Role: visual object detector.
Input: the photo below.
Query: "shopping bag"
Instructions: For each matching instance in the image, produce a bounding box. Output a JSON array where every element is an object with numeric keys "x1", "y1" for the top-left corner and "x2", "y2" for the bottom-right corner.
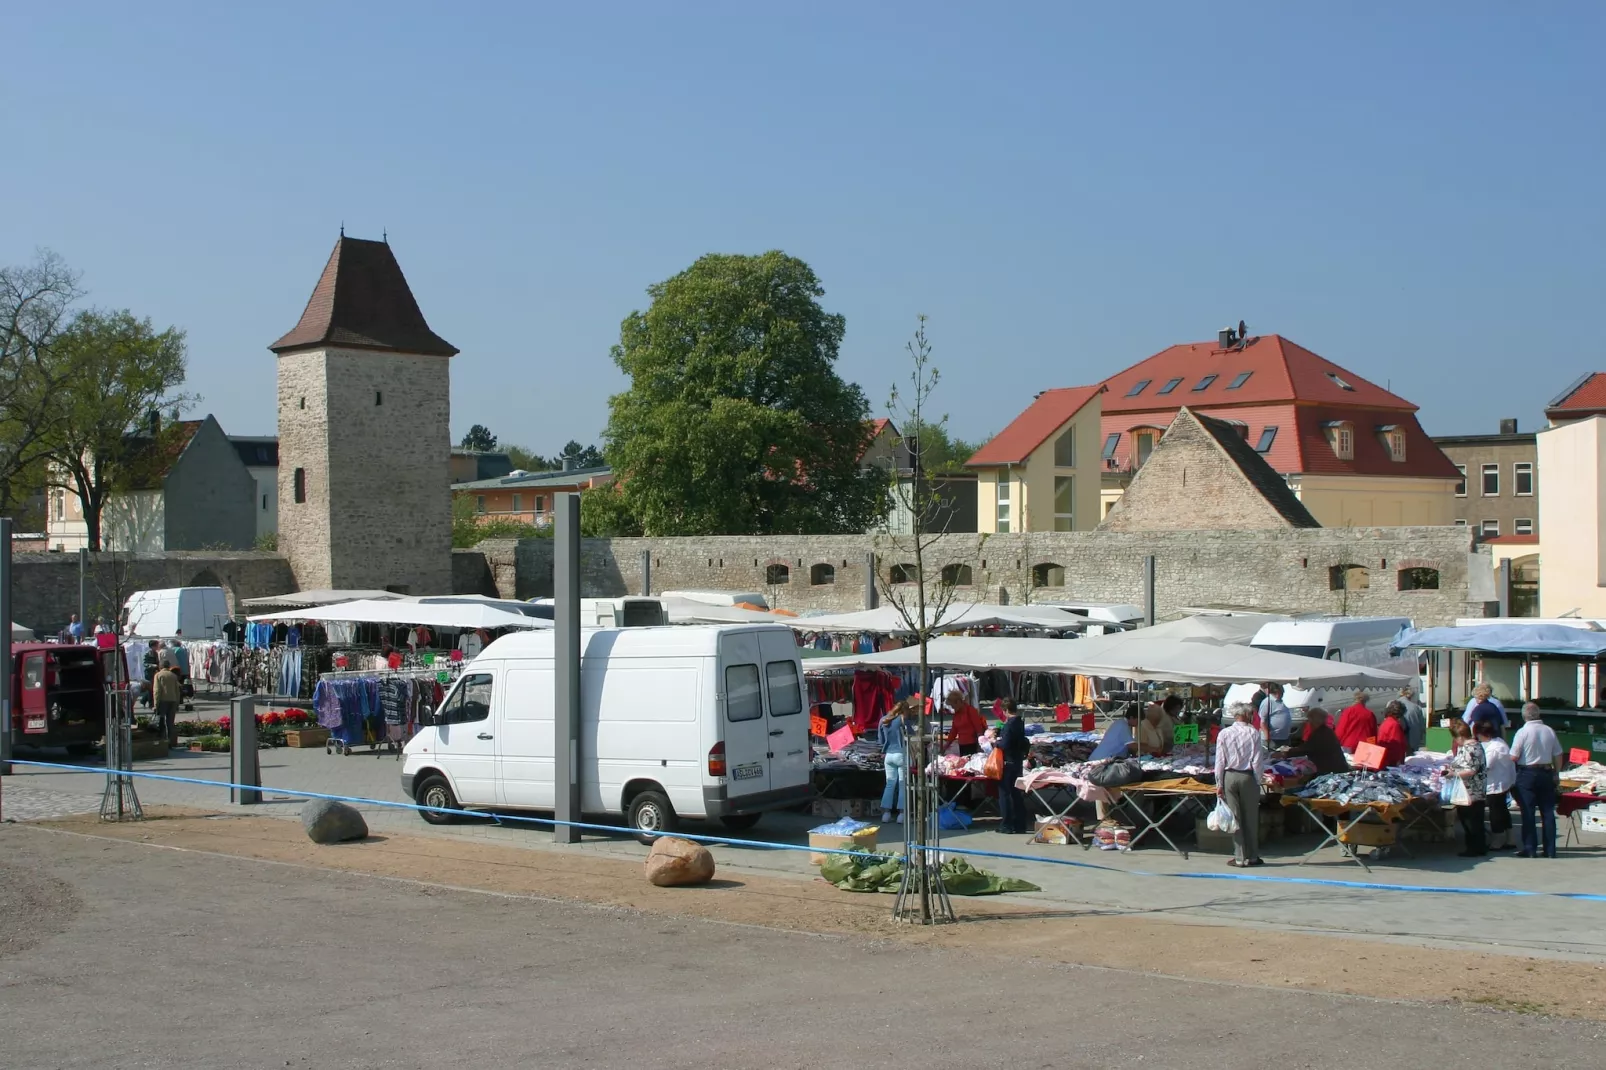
[
  {"x1": 981, "y1": 746, "x2": 1005, "y2": 780},
  {"x1": 1447, "y1": 776, "x2": 1471, "y2": 807},
  {"x1": 1208, "y1": 797, "x2": 1239, "y2": 835}
]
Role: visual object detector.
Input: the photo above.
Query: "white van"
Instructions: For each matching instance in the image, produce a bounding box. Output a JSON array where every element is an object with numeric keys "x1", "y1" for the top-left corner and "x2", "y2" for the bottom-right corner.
[
  {"x1": 400, "y1": 623, "x2": 813, "y2": 838},
  {"x1": 1222, "y1": 616, "x2": 1416, "y2": 715},
  {"x1": 122, "y1": 587, "x2": 230, "y2": 640},
  {"x1": 524, "y1": 597, "x2": 670, "y2": 628},
  {"x1": 1037, "y1": 601, "x2": 1144, "y2": 635},
  {"x1": 662, "y1": 590, "x2": 770, "y2": 610}
]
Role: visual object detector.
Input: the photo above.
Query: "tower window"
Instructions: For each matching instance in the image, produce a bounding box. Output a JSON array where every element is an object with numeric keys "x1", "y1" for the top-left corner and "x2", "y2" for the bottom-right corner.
[
  {"x1": 293, "y1": 468, "x2": 306, "y2": 504},
  {"x1": 375, "y1": 391, "x2": 383, "y2": 406},
  {"x1": 299, "y1": 397, "x2": 305, "y2": 410}
]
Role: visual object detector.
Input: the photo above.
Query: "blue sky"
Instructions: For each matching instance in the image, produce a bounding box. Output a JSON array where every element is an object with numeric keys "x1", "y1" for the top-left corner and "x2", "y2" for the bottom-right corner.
[{"x1": 4, "y1": 4, "x2": 1601, "y2": 449}]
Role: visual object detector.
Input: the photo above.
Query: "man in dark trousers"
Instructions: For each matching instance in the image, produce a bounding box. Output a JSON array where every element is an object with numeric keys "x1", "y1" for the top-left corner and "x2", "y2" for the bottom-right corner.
[
  {"x1": 996, "y1": 699, "x2": 1031, "y2": 835},
  {"x1": 152, "y1": 660, "x2": 182, "y2": 748}
]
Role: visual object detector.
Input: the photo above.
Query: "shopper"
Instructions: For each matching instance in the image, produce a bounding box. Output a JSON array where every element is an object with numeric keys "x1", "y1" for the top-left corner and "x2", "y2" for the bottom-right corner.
[
  {"x1": 1376, "y1": 701, "x2": 1410, "y2": 768},
  {"x1": 1277, "y1": 708, "x2": 1347, "y2": 774},
  {"x1": 1397, "y1": 686, "x2": 1427, "y2": 752},
  {"x1": 1509, "y1": 702, "x2": 1564, "y2": 858},
  {"x1": 1446, "y1": 718, "x2": 1488, "y2": 858},
  {"x1": 996, "y1": 699, "x2": 1030, "y2": 835},
  {"x1": 65, "y1": 613, "x2": 84, "y2": 641},
  {"x1": 877, "y1": 699, "x2": 910, "y2": 824},
  {"x1": 1257, "y1": 684, "x2": 1292, "y2": 746},
  {"x1": 942, "y1": 690, "x2": 988, "y2": 757},
  {"x1": 1333, "y1": 691, "x2": 1378, "y2": 753},
  {"x1": 1138, "y1": 699, "x2": 1175, "y2": 757},
  {"x1": 151, "y1": 660, "x2": 182, "y2": 748},
  {"x1": 1463, "y1": 684, "x2": 1507, "y2": 731},
  {"x1": 1477, "y1": 719, "x2": 1516, "y2": 851},
  {"x1": 1214, "y1": 702, "x2": 1267, "y2": 869}
]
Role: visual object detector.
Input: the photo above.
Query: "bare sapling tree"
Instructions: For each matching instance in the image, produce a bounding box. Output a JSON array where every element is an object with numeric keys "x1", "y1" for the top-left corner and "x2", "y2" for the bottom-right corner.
[
  {"x1": 0, "y1": 251, "x2": 81, "y2": 514},
  {"x1": 875, "y1": 314, "x2": 968, "y2": 925}
]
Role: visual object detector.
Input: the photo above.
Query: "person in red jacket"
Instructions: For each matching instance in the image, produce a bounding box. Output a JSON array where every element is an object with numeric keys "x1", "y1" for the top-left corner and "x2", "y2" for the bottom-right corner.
[
  {"x1": 943, "y1": 691, "x2": 988, "y2": 756},
  {"x1": 1375, "y1": 700, "x2": 1410, "y2": 768},
  {"x1": 1333, "y1": 691, "x2": 1379, "y2": 752}
]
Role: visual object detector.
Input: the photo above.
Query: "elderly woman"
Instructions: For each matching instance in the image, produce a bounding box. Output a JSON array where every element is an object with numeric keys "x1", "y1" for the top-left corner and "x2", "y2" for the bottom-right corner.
[
  {"x1": 1213, "y1": 702, "x2": 1268, "y2": 869},
  {"x1": 1446, "y1": 718, "x2": 1489, "y2": 858}
]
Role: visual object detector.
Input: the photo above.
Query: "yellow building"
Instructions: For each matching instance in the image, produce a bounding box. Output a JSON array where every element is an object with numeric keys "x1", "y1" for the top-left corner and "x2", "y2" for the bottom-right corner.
[
  {"x1": 965, "y1": 386, "x2": 1104, "y2": 533},
  {"x1": 1536, "y1": 415, "x2": 1606, "y2": 618}
]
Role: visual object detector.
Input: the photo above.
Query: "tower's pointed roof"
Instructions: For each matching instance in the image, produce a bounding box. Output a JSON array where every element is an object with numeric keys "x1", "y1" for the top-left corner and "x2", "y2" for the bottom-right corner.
[{"x1": 269, "y1": 236, "x2": 458, "y2": 356}]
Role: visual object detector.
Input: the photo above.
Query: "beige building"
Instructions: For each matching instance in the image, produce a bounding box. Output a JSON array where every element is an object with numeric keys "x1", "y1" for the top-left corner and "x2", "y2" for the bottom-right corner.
[
  {"x1": 1535, "y1": 415, "x2": 1606, "y2": 618},
  {"x1": 1432, "y1": 419, "x2": 1538, "y2": 540},
  {"x1": 965, "y1": 386, "x2": 1103, "y2": 533},
  {"x1": 270, "y1": 235, "x2": 457, "y2": 595}
]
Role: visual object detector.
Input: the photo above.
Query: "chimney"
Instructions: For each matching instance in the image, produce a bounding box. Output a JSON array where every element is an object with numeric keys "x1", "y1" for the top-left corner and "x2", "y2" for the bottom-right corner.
[
  {"x1": 1499, "y1": 418, "x2": 1518, "y2": 435},
  {"x1": 562, "y1": 456, "x2": 576, "y2": 472},
  {"x1": 148, "y1": 409, "x2": 160, "y2": 437},
  {"x1": 1218, "y1": 327, "x2": 1235, "y2": 349}
]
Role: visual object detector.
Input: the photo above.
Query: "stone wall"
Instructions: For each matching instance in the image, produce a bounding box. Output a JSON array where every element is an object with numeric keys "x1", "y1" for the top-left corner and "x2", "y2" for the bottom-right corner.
[
  {"x1": 505, "y1": 527, "x2": 1489, "y2": 626},
  {"x1": 451, "y1": 547, "x2": 497, "y2": 596},
  {"x1": 11, "y1": 551, "x2": 296, "y2": 634}
]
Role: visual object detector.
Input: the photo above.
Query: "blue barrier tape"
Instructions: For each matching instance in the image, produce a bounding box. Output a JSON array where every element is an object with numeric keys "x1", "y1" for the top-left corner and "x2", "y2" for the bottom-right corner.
[{"x1": 10, "y1": 758, "x2": 1605, "y2": 903}]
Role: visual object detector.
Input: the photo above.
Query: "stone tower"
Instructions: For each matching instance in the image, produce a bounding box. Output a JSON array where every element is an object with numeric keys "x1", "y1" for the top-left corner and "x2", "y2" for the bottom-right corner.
[{"x1": 269, "y1": 236, "x2": 458, "y2": 594}]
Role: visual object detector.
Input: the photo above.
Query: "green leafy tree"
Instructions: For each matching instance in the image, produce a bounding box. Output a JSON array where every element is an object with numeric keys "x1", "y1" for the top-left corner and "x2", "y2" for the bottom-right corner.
[
  {"x1": 558, "y1": 440, "x2": 605, "y2": 469},
  {"x1": 901, "y1": 422, "x2": 984, "y2": 475},
  {"x1": 505, "y1": 445, "x2": 554, "y2": 472},
  {"x1": 604, "y1": 251, "x2": 885, "y2": 535},
  {"x1": 579, "y1": 483, "x2": 642, "y2": 537},
  {"x1": 41, "y1": 309, "x2": 191, "y2": 550},
  {"x1": 459, "y1": 424, "x2": 498, "y2": 452}
]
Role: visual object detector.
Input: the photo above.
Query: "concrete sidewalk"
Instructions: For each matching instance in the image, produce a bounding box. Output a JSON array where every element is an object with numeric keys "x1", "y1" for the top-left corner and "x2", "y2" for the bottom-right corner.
[{"x1": 8, "y1": 743, "x2": 1606, "y2": 960}]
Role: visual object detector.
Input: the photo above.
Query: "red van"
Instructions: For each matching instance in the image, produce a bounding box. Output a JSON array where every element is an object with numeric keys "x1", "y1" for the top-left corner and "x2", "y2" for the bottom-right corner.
[{"x1": 11, "y1": 643, "x2": 107, "y2": 754}]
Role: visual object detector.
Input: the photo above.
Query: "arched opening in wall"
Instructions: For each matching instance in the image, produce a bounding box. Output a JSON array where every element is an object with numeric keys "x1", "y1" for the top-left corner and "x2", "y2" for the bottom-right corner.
[
  {"x1": 940, "y1": 564, "x2": 973, "y2": 587},
  {"x1": 186, "y1": 568, "x2": 234, "y2": 615},
  {"x1": 809, "y1": 563, "x2": 835, "y2": 586},
  {"x1": 1328, "y1": 564, "x2": 1370, "y2": 591},
  {"x1": 1397, "y1": 567, "x2": 1440, "y2": 591},
  {"x1": 765, "y1": 563, "x2": 791, "y2": 586},
  {"x1": 1031, "y1": 563, "x2": 1066, "y2": 588},
  {"x1": 889, "y1": 563, "x2": 918, "y2": 585}
]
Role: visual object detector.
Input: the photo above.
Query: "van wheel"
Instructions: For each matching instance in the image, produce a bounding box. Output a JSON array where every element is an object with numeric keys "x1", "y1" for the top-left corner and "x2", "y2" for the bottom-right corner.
[
  {"x1": 414, "y1": 774, "x2": 459, "y2": 825},
  {"x1": 719, "y1": 813, "x2": 762, "y2": 832},
  {"x1": 627, "y1": 791, "x2": 676, "y2": 843}
]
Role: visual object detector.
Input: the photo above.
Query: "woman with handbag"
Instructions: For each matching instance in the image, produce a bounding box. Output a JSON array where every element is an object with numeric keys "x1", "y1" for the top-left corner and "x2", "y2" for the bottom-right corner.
[{"x1": 1446, "y1": 718, "x2": 1488, "y2": 858}]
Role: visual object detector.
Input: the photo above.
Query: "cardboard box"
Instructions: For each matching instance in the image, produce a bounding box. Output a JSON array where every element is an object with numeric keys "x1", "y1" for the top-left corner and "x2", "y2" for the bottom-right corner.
[
  {"x1": 1580, "y1": 805, "x2": 1606, "y2": 834},
  {"x1": 809, "y1": 827, "x2": 878, "y2": 864},
  {"x1": 1338, "y1": 819, "x2": 1399, "y2": 847}
]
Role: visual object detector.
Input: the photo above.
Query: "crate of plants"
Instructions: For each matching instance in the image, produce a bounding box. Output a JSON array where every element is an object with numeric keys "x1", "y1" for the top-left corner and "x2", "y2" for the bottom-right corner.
[{"x1": 278, "y1": 709, "x2": 329, "y2": 748}]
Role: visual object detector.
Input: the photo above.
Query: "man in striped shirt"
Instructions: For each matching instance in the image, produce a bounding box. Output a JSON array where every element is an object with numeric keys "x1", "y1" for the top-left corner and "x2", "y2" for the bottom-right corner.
[{"x1": 1214, "y1": 702, "x2": 1268, "y2": 869}]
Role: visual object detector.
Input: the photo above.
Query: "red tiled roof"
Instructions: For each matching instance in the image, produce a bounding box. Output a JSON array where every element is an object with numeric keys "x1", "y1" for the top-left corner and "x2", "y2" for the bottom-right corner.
[
  {"x1": 1101, "y1": 404, "x2": 1459, "y2": 480},
  {"x1": 1483, "y1": 534, "x2": 1539, "y2": 545},
  {"x1": 1100, "y1": 334, "x2": 1417, "y2": 414},
  {"x1": 124, "y1": 420, "x2": 204, "y2": 490},
  {"x1": 1546, "y1": 372, "x2": 1606, "y2": 415},
  {"x1": 966, "y1": 385, "x2": 1103, "y2": 466},
  {"x1": 270, "y1": 236, "x2": 458, "y2": 357}
]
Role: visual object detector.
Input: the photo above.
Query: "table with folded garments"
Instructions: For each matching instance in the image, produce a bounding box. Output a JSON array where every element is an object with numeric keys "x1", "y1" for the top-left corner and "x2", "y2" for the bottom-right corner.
[{"x1": 1280, "y1": 767, "x2": 1444, "y2": 872}]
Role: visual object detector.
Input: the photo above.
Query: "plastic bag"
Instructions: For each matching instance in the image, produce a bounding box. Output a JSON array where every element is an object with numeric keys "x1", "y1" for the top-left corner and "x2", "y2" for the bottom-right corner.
[
  {"x1": 1208, "y1": 797, "x2": 1239, "y2": 835},
  {"x1": 1446, "y1": 775, "x2": 1471, "y2": 807},
  {"x1": 981, "y1": 746, "x2": 1005, "y2": 780},
  {"x1": 938, "y1": 802, "x2": 973, "y2": 830}
]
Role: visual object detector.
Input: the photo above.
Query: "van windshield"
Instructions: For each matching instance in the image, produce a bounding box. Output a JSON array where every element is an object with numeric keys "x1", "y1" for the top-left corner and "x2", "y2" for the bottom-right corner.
[{"x1": 1252, "y1": 643, "x2": 1327, "y2": 660}]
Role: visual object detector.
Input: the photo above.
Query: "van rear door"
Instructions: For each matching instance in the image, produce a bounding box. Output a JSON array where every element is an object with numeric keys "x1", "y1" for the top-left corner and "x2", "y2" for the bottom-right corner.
[
  {"x1": 719, "y1": 631, "x2": 771, "y2": 797},
  {"x1": 758, "y1": 629, "x2": 810, "y2": 791}
]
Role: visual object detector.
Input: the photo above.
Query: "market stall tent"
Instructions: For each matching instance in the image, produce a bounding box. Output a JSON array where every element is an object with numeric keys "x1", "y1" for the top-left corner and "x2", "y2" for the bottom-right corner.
[
  {"x1": 806, "y1": 634, "x2": 1410, "y2": 689},
  {"x1": 11, "y1": 622, "x2": 33, "y2": 642},
  {"x1": 785, "y1": 603, "x2": 1100, "y2": 635},
  {"x1": 240, "y1": 589, "x2": 405, "y2": 610},
  {"x1": 1396, "y1": 624, "x2": 1606, "y2": 657},
  {"x1": 246, "y1": 599, "x2": 549, "y2": 631}
]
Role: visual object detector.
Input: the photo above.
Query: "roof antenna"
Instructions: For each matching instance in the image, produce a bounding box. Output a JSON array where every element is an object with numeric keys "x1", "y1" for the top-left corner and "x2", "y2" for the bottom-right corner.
[
  {"x1": 383, "y1": 228, "x2": 388, "y2": 243},
  {"x1": 340, "y1": 221, "x2": 345, "y2": 237}
]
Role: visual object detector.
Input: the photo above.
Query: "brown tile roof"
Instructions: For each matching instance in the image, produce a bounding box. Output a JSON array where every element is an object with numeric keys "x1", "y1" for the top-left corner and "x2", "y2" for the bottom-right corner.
[
  {"x1": 269, "y1": 236, "x2": 458, "y2": 357},
  {"x1": 1187, "y1": 408, "x2": 1320, "y2": 528},
  {"x1": 1546, "y1": 372, "x2": 1606, "y2": 417},
  {"x1": 966, "y1": 385, "x2": 1104, "y2": 466},
  {"x1": 123, "y1": 420, "x2": 204, "y2": 490}
]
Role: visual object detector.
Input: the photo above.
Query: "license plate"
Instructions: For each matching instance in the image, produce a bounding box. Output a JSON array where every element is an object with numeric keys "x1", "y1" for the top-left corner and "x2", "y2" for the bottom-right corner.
[{"x1": 731, "y1": 763, "x2": 765, "y2": 781}]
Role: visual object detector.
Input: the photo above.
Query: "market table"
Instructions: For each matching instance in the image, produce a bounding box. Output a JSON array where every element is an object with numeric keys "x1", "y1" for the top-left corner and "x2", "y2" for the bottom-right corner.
[
  {"x1": 1281, "y1": 794, "x2": 1419, "y2": 872},
  {"x1": 1560, "y1": 790, "x2": 1602, "y2": 847},
  {"x1": 939, "y1": 774, "x2": 998, "y2": 818},
  {"x1": 1015, "y1": 771, "x2": 1092, "y2": 849},
  {"x1": 1112, "y1": 777, "x2": 1218, "y2": 859}
]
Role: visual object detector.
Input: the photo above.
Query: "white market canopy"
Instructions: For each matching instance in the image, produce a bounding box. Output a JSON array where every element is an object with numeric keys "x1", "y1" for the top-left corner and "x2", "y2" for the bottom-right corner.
[
  {"x1": 12, "y1": 622, "x2": 33, "y2": 642},
  {"x1": 247, "y1": 599, "x2": 550, "y2": 631},
  {"x1": 241, "y1": 589, "x2": 405, "y2": 610},
  {"x1": 785, "y1": 603, "x2": 1100, "y2": 636},
  {"x1": 805, "y1": 633, "x2": 1409, "y2": 689},
  {"x1": 660, "y1": 596, "x2": 796, "y2": 625}
]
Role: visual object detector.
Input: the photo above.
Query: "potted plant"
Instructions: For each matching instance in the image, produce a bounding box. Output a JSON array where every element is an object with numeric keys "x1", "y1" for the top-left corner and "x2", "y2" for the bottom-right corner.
[{"x1": 282, "y1": 709, "x2": 329, "y2": 748}]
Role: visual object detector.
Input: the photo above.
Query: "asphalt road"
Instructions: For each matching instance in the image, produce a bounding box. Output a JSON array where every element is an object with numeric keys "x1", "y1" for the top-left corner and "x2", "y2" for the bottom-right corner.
[{"x1": 2, "y1": 825, "x2": 1602, "y2": 1069}]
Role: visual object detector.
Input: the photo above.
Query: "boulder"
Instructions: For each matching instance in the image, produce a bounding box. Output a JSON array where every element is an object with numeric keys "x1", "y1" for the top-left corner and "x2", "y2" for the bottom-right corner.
[
  {"x1": 644, "y1": 837, "x2": 715, "y2": 887},
  {"x1": 301, "y1": 799, "x2": 369, "y2": 844}
]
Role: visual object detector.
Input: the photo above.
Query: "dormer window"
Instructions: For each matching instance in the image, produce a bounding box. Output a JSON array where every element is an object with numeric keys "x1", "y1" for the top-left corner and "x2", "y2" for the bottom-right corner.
[
  {"x1": 1157, "y1": 377, "x2": 1184, "y2": 395},
  {"x1": 1377, "y1": 424, "x2": 1406, "y2": 462},
  {"x1": 1125, "y1": 379, "x2": 1152, "y2": 397},
  {"x1": 1191, "y1": 374, "x2": 1217, "y2": 392},
  {"x1": 1323, "y1": 421, "x2": 1353, "y2": 460},
  {"x1": 1326, "y1": 372, "x2": 1356, "y2": 391}
]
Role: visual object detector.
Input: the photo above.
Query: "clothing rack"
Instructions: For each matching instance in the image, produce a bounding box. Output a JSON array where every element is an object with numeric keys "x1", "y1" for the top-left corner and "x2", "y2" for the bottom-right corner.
[{"x1": 312, "y1": 664, "x2": 461, "y2": 758}]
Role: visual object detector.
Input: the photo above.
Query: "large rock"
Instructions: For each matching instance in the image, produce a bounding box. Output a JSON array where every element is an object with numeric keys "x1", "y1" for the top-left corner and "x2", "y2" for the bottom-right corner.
[
  {"x1": 301, "y1": 799, "x2": 369, "y2": 844},
  {"x1": 644, "y1": 837, "x2": 715, "y2": 887}
]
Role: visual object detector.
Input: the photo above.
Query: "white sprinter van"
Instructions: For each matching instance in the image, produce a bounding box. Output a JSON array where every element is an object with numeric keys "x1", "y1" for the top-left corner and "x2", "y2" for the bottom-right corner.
[
  {"x1": 1221, "y1": 616, "x2": 1416, "y2": 715},
  {"x1": 122, "y1": 587, "x2": 230, "y2": 640},
  {"x1": 400, "y1": 623, "x2": 814, "y2": 838}
]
